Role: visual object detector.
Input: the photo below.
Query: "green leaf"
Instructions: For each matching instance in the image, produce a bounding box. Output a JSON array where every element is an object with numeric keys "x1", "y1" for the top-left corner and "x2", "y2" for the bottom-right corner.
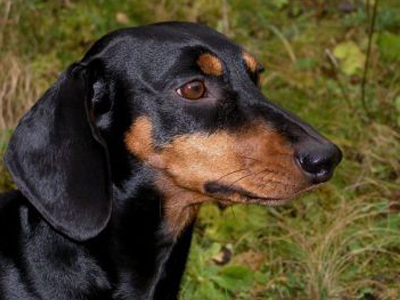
[
  {"x1": 333, "y1": 41, "x2": 366, "y2": 76},
  {"x1": 194, "y1": 281, "x2": 226, "y2": 300},
  {"x1": 254, "y1": 271, "x2": 269, "y2": 285},
  {"x1": 378, "y1": 32, "x2": 400, "y2": 63},
  {"x1": 213, "y1": 265, "x2": 253, "y2": 292},
  {"x1": 270, "y1": 0, "x2": 289, "y2": 9}
]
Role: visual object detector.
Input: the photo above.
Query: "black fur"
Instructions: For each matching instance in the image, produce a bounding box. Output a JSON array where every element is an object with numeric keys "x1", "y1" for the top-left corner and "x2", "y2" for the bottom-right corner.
[{"x1": 0, "y1": 22, "x2": 341, "y2": 299}]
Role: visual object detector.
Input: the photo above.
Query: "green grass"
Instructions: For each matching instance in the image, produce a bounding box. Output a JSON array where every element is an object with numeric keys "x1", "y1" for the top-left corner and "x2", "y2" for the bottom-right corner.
[{"x1": 1, "y1": 0, "x2": 400, "y2": 299}]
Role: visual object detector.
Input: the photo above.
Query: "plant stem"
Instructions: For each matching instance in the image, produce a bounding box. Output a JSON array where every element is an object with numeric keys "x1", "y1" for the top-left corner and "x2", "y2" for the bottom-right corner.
[{"x1": 360, "y1": 0, "x2": 379, "y2": 120}]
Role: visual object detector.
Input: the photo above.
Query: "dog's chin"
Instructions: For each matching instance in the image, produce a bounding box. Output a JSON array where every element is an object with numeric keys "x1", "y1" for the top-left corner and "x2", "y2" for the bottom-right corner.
[{"x1": 206, "y1": 183, "x2": 318, "y2": 207}]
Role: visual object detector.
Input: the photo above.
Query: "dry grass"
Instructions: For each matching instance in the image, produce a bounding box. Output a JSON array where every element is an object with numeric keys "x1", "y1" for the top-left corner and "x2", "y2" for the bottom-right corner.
[
  {"x1": 0, "y1": 0, "x2": 37, "y2": 190},
  {"x1": 0, "y1": 0, "x2": 38, "y2": 130},
  {"x1": 272, "y1": 197, "x2": 399, "y2": 299},
  {"x1": 0, "y1": 53, "x2": 38, "y2": 130}
]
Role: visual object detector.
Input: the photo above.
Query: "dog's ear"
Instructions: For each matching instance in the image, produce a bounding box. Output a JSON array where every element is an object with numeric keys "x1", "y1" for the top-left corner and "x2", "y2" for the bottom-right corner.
[{"x1": 4, "y1": 63, "x2": 112, "y2": 242}]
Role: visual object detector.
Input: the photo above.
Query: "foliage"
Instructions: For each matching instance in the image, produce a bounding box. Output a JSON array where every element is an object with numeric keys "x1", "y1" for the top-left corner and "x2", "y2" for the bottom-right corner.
[
  {"x1": 1, "y1": 0, "x2": 400, "y2": 299},
  {"x1": 333, "y1": 41, "x2": 366, "y2": 76}
]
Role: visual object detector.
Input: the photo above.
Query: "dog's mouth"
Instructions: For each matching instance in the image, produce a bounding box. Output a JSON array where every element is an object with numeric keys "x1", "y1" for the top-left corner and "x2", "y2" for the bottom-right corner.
[
  {"x1": 244, "y1": 194, "x2": 291, "y2": 206},
  {"x1": 203, "y1": 181, "x2": 310, "y2": 207}
]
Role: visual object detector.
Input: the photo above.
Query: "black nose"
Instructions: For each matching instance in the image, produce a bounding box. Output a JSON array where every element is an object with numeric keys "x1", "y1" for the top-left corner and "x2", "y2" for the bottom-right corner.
[{"x1": 296, "y1": 143, "x2": 342, "y2": 184}]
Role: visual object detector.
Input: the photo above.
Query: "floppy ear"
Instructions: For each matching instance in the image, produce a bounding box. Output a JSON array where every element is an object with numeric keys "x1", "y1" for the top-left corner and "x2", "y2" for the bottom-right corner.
[{"x1": 4, "y1": 63, "x2": 112, "y2": 242}]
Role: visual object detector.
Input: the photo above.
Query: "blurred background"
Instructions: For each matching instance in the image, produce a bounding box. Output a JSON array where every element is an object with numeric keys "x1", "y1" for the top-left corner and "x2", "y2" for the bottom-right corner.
[{"x1": 0, "y1": 0, "x2": 399, "y2": 299}]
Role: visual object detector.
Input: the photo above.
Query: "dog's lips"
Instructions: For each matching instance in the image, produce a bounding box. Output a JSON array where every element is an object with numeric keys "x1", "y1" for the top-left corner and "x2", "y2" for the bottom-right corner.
[
  {"x1": 205, "y1": 181, "x2": 316, "y2": 206},
  {"x1": 235, "y1": 190, "x2": 295, "y2": 206},
  {"x1": 215, "y1": 192, "x2": 293, "y2": 207},
  {"x1": 203, "y1": 181, "x2": 303, "y2": 206},
  {"x1": 244, "y1": 195, "x2": 292, "y2": 206}
]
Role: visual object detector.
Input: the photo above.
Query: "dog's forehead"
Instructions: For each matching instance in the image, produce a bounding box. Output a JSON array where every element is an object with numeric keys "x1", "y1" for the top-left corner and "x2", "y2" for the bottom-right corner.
[{"x1": 83, "y1": 22, "x2": 243, "y2": 68}]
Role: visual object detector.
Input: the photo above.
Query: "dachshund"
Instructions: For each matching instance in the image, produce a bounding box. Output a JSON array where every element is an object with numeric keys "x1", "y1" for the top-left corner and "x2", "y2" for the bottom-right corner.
[{"x1": 0, "y1": 22, "x2": 342, "y2": 300}]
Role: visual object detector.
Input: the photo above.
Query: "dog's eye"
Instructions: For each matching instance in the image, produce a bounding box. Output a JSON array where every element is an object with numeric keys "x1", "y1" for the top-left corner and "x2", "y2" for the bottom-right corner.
[{"x1": 177, "y1": 80, "x2": 206, "y2": 100}]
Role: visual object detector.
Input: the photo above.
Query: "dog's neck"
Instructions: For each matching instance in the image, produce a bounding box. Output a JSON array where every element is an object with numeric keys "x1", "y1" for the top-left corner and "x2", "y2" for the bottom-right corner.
[{"x1": 106, "y1": 165, "x2": 198, "y2": 299}]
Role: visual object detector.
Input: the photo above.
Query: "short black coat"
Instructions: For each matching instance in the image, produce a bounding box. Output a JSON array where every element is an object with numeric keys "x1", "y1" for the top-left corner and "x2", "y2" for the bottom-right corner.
[{"x1": 0, "y1": 22, "x2": 341, "y2": 300}]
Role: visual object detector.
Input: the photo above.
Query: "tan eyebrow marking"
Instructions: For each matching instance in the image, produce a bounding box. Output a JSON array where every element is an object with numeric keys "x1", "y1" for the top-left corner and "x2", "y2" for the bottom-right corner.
[
  {"x1": 243, "y1": 52, "x2": 258, "y2": 73},
  {"x1": 197, "y1": 53, "x2": 223, "y2": 76}
]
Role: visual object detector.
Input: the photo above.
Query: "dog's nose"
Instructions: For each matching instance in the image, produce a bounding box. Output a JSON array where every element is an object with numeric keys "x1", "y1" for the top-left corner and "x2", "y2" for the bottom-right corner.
[{"x1": 295, "y1": 143, "x2": 342, "y2": 184}]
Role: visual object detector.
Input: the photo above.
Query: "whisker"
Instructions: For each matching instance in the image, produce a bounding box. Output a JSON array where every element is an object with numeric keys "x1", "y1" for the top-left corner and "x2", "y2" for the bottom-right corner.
[
  {"x1": 214, "y1": 168, "x2": 249, "y2": 183},
  {"x1": 166, "y1": 168, "x2": 250, "y2": 200},
  {"x1": 225, "y1": 172, "x2": 256, "y2": 188},
  {"x1": 224, "y1": 167, "x2": 272, "y2": 190}
]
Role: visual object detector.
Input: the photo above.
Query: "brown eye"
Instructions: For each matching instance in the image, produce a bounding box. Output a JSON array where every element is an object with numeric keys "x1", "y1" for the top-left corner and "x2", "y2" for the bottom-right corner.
[{"x1": 177, "y1": 80, "x2": 206, "y2": 100}]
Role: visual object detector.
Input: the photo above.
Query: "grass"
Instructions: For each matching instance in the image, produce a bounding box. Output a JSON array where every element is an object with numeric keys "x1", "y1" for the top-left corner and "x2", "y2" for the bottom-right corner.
[{"x1": 1, "y1": 0, "x2": 400, "y2": 299}]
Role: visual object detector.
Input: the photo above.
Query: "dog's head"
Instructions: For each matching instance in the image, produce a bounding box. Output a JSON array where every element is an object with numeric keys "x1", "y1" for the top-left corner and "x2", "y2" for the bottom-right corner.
[{"x1": 4, "y1": 22, "x2": 341, "y2": 241}]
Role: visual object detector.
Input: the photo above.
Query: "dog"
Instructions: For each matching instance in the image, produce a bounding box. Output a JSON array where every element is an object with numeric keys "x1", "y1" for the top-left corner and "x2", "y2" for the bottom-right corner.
[{"x1": 0, "y1": 22, "x2": 342, "y2": 300}]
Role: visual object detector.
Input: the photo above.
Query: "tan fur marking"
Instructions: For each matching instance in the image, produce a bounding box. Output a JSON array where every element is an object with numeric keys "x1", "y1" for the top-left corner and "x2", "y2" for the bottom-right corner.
[
  {"x1": 125, "y1": 117, "x2": 206, "y2": 237},
  {"x1": 155, "y1": 176, "x2": 209, "y2": 236},
  {"x1": 125, "y1": 117, "x2": 308, "y2": 238},
  {"x1": 197, "y1": 53, "x2": 223, "y2": 76},
  {"x1": 155, "y1": 124, "x2": 305, "y2": 202},
  {"x1": 124, "y1": 116, "x2": 162, "y2": 167},
  {"x1": 243, "y1": 52, "x2": 258, "y2": 73}
]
